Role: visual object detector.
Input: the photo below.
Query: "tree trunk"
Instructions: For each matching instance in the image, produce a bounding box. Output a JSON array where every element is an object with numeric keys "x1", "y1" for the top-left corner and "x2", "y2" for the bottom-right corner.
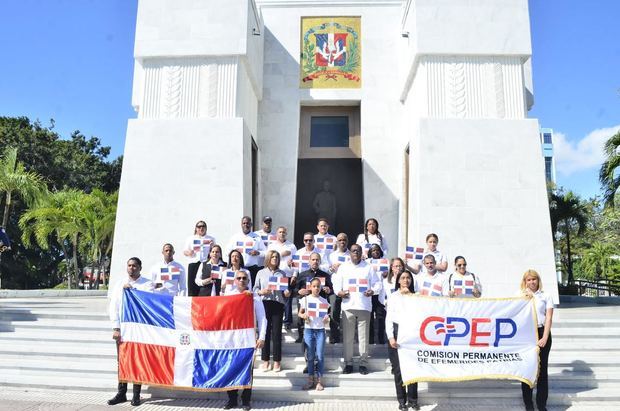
[
  {"x1": 71, "y1": 234, "x2": 80, "y2": 290},
  {"x1": 60, "y1": 241, "x2": 72, "y2": 288},
  {"x1": 566, "y1": 227, "x2": 573, "y2": 285},
  {"x1": 2, "y1": 191, "x2": 11, "y2": 228}
]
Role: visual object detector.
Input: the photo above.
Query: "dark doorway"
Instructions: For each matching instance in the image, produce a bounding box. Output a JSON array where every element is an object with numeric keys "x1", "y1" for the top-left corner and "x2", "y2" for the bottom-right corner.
[{"x1": 294, "y1": 158, "x2": 364, "y2": 247}]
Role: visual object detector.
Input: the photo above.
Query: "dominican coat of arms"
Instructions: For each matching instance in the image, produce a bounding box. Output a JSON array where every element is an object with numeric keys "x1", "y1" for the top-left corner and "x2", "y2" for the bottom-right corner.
[{"x1": 300, "y1": 16, "x2": 361, "y2": 89}]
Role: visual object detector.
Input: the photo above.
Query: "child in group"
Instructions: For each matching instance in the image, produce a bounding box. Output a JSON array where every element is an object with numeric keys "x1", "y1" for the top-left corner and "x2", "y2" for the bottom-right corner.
[
  {"x1": 411, "y1": 233, "x2": 448, "y2": 274},
  {"x1": 297, "y1": 277, "x2": 331, "y2": 391}
]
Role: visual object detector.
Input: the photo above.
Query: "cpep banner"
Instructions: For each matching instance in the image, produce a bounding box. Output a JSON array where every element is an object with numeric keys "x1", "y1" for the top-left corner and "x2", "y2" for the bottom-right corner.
[{"x1": 398, "y1": 296, "x2": 539, "y2": 387}]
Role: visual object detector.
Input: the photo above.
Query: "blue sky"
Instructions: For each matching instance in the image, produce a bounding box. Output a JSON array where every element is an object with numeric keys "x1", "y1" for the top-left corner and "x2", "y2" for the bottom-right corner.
[{"x1": 0, "y1": 0, "x2": 618, "y2": 200}]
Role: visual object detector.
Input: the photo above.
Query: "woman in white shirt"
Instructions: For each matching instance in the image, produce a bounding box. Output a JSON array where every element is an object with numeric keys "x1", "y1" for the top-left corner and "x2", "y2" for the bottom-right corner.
[
  {"x1": 183, "y1": 220, "x2": 216, "y2": 296},
  {"x1": 519, "y1": 269, "x2": 553, "y2": 411},
  {"x1": 195, "y1": 244, "x2": 226, "y2": 296},
  {"x1": 356, "y1": 218, "x2": 388, "y2": 256},
  {"x1": 386, "y1": 269, "x2": 418, "y2": 410},
  {"x1": 411, "y1": 233, "x2": 447, "y2": 274}
]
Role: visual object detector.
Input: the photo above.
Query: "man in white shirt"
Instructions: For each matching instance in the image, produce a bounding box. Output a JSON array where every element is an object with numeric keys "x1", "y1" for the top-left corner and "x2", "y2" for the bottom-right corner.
[
  {"x1": 254, "y1": 216, "x2": 275, "y2": 248},
  {"x1": 150, "y1": 243, "x2": 187, "y2": 296},
  {"x1": 415, "y1": 255, "x2": 449, "y2": 297},
  {"x1": 314, "y1": 218, "x2": 337, "y2": 262},
  {"x1": 326, "y1": 233, "x2": 351, "y2": 344},
  {"x1": 224, "y1": 270, "x2": 266, "y2": 411},
  {"x1": 334, "y1": 244, "x2": 382, "y2": 375},
  {"x1": 226, "y1": 216, "x2": 267, "y2": 285},
  {"x1": 108, "y1": 257, "x2": 154, "y2": 406}
]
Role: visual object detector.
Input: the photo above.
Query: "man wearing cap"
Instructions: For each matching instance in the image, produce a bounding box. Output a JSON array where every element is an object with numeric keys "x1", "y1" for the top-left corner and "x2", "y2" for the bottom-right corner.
[{"x1": 254, "y1": 216, "x2": 274, "y2": 248}]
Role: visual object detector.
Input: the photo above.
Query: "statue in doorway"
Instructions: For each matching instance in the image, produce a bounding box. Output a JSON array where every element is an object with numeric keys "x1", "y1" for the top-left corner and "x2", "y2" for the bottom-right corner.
[{"x1": 313, "y1": 180, "x2": 337, "y2": 229}]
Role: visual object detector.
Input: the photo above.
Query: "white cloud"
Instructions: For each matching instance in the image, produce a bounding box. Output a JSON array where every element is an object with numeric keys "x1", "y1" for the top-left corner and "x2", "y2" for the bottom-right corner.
[{"x1": 553, "y1": 124, "x2": 620, "y2": 176}]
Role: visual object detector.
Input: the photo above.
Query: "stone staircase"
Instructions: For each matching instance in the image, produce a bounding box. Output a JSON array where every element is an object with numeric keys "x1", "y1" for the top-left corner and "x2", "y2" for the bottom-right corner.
[{"x1": 1, "y1": 295, "x2": 620, "y2": 408}]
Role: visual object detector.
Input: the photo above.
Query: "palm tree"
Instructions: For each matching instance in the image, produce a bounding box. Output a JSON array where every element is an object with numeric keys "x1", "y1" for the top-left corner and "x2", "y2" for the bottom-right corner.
[
  {"x1": 0, "y1": 147, "x2": 47, "y2": 228},
  {"x1": 19, "y1": 190, "x2": 84, "y2": 288},
  {"x1": 600, "y1": 129, "x2": 620, "y2": 208},
  {"x1": 549, "y1": 191, "x2": 589, "y2": 285},
  {"x1": 580, "y1": 241, "x2": 618, "y2": 282}
]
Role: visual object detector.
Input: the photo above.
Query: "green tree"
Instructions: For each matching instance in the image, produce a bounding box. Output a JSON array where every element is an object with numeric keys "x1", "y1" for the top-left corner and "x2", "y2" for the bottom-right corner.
[
  {"x1": 579, "y1": 241, "x2": 619, "y2": 281},
  {"x1": 549, "y1": 191, "x2": 589, "y2": 285},
  {"x1": 600, "y1": 129, "x2": 620, "y2": 207}
]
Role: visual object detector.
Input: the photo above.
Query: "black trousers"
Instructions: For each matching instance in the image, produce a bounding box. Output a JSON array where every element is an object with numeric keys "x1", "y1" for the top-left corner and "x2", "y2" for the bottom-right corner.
[
  {"x1": 227, "y1": 388, "x2": 251, "y2": 405},
  {"x1": 369, "y1": 295, "x2": 386, "y2": 344},
  {"x1": 187, "y1": 262, "x2": 201, "y2": 297},
  {"x1": 116, "y1": 340, "x2": 141, "y2": 396},
  {"x1": 262, "y1": 301, "x2": 284, "y2": 361},
  {"x1": 388, "y1": 324, "x2": 417, "y2": 405},
  {"x1": 522, "y1": 327, "x2": 552, "y2": 410},
  {"x1": 328, "y1": 294, "x2": 342, "y2": 342}
]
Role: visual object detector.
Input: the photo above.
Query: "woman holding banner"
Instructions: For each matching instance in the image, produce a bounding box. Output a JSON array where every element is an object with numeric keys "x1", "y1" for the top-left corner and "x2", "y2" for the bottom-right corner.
[
  {"x1": 254, "y1": 250, "x2": 291, "y2": 372},
  {"x1": 520, "y1": 269, "x2": 553, "y2": 411},
  {"x1": 386, "y1": 269, "x2": 419, "y2": 410}
]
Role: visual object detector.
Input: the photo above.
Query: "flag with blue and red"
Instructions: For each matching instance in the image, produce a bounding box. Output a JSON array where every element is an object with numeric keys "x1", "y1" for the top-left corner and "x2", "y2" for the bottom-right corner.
[
  {"x1": 421, "y1": 281, "x2": 443, "y2": 297},
  {"x1": 370, "y1": 258, "x2": 389, "y2": 273},
  {"x1": 405, "y1": 246, "x2": 425, "y2": 261},
  {"x1": 348, "y1": 277, "x2": 369, "y2": 293},
  {"x1": 268, "y1": 276, "x2": 289, "y2": 291},
  {"x1": 307, "y1": 301, "x2": 329, "y2": 319},
  {"x1": 236, "y1": 240, "x2": 255, "y2": 255},
  {"x1": 193, "y1": 238, "x2": 211, "y2": 251},
  {"x1": 160, "y1": 266, "x2": 181, "y2": 281},
  {"x1": 119, "y1": 289, "x2": 255, "y2": 391},
  {"x1": 453, "y1": 279, "x2": 475, "y2": 296},
  {"x1": 210, "y1": 265, "x2": 222, "y2": 280}
]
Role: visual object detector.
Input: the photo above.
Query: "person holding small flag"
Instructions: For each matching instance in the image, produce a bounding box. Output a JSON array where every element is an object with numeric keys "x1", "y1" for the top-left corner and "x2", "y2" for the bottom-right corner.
[
  {"x1": 333, "y1": 244, "x2": 382, "y2": 375},
  {"x1": 254, "y1": 250, "x2": 291, "y2": 372},
  {"x1": 298, "y1": 277, "x2": 331, "y2": 391},
  {"x1": 254, "y1": 216, "x2": 275, "y2": 248},
  {"x1": 355, "y1": 217, "x2": 388, "y2": 257},
  {"x1": 368, "y1": 244, "x2": 387, "y2": 345},
  {"x1": 108, "y1": 257, "x2": 154, "y2": 406},
  {"x1": 183, "y1": 220, "x2": 216, "y2": 296},
  {"x1": 448, "y1": 256, "x2": 482, "y2": 298},
  {"x1": 223, "y1": 270, "x2": 267, "y2": 411},
  {"x1": 226, "y1": 216, "x2": 267, "y2": 286},
  {"x1": 414, "y1": 254, "x2": 448, "y2": 297},
  {"x1": 326, "y1": 233, "x2": 351, "y2": 343},
  {"x1": 268, "y1": 226, "x2": 298, "y2": 330},
  {"x1": 294, "y1": 252, "x2": 332, "y2": 345},
  {"x1": 150, "y1": 243, "x2": 187, "y2": 296},
  {"x1": 386, "y1": 269, "x2": 419, "y2": 410},
  {"x1": 195, "y1": 244, "x2": 227, "y2": 296},
  {"x1": 221, "y1": 249, "x2": 251, "y2": 295},
  {"x1": 314, "y1": 218, "x2": 337, "y2": 262},
  {"x1": 410, "y1": 233, "x2": 448, "y2": 274}
]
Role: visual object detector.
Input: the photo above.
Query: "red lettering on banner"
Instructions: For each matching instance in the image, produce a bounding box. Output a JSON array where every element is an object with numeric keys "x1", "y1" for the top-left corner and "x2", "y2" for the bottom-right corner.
[
  {"x1": 420, "y1": 316, "x2": 444, "y2": 346},
  {"x1": 469, "y1": 318, "x2": 491, "y2": 346}
]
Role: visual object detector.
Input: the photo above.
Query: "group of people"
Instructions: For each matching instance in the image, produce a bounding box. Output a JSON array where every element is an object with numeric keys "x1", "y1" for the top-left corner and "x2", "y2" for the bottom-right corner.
[{"x1": 109, "y1": 216, "x2": 553, "y2": 411}]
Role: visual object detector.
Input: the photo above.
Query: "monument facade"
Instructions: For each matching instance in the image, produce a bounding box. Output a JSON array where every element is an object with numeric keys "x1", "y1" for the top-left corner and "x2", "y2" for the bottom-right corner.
[{"x1": 110, "y1": 0, "x2": 558, "y2": 302}]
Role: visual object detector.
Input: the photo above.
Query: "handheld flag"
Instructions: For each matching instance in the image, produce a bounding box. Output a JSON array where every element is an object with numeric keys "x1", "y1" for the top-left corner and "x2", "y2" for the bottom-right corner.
[
  {"x1": 421, "y1": 281, "x2": 443, "y2": 297},
  {"x1": 268, "y1": 276, "x2": 289, "y2": 291},
  {"x1": 306, "y1": 301, "x2": 329, "y2": 319},
  {"x1": 348, "y1": 277, "x2": 369, "y2": 293},
  {"x1": 160, "y1": 266, "x2": 181, "y2": 282}
]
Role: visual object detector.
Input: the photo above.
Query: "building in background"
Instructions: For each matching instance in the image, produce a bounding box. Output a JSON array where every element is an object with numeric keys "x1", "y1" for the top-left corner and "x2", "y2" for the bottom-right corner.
[
  {"x1": 109, "y1": 0, "x2": 558, "y2": 302},
  {"x1": 540, "y1": 128, "x2": 556, "y2": 186}
]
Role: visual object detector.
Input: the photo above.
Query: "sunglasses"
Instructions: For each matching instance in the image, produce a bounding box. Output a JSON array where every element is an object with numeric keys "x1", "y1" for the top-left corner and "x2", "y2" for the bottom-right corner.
[
  {"x1": 196, "y1": 225, "x2": 206, "y2": 228},
  {"x1": 457, "y1": 264, "x2": 467, "y2": 267},
  {"x1": 304, "y1": 239, "x2": 314, "y2": 242},
  {"x1": 236, "y1": 277, "x2": 248, "y2": 281}
]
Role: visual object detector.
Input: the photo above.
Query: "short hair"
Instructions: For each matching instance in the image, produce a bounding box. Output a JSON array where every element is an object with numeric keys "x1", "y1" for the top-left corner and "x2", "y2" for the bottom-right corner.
[
  {"x1": 127, "y1": 257, "x2": 142, "y2": 267},
  {"x1": 241, "y1": 215, "x2": 252, "y2": 222},
  {"x1": 350, "y1": 243, "x2": 363, "y2": 252},
  {"x1": 264, "y1": 249, "x2": 281, "y2": 268},
  {"x1": 336, "y1": 232, "x2": 348, "y2": 241},
  {"x1": 277, "y1": 225, "x2": 287, "y2": 232},
  {"x1": 423, "y1": 254, "x2": 436, "y2": 263},
  {"x1": 520, "y1": 269, "x2": 543, "y2": 292},
  {"x1": 310, "y1": 252, "x2": 322, "y2": 262},
  {"x1": 317, "y1": 217, "x2": 329, "y2": 225},
  {"x1": 162, "y1": 243, "x2": 174, "y2": 251},
  {"x1": 426, "y1": 233, "x2": 439, "y2": 242},
  {"x1": 303, "y1": 231, "x2": 315, "y2": 238}
]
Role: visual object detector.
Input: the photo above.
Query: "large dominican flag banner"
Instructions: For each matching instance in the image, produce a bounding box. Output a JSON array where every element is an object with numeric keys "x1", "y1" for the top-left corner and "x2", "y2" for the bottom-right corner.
[
  {"x1": 119, "y1": 289, "x2": 255, "y2": 391},
  {"x1": 397, "y1": 295, "x2": 539, "y2": 387}
]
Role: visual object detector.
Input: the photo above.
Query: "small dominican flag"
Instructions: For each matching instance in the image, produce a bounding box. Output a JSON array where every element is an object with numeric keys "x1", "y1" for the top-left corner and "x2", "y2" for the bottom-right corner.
[
  {"x1": 421, "y1": 281, "x2": 443, "y2": 297},
  {"x1": 210, "y1": 265, "x2": 222, "y2": 280},
  {"x1": 337, "y1": 255, "x2": 350, "y2": 263},
  {"x1": 453, "y1": 279, "x2": 475, "y2": 296},
  {"x1": 307, "y1": 301, "x2": 329, "y2": 319},
  {"x1": 222, "y1": 270, "x2": 236, "y2": 286},
  {"x1": 315, "y1": 236, "x2": 335, "y2": 251},
  {"x1": 236, "y1": 240, "x2": 255, "y2": 255},
  {"x1": 193, "y1": 238, "x2": 212, "y2": 251},
  {"x1": 292, "y1": 254, "x2": 310, "y2": 271},
  {"x1": 160, "y1": 266, "x2": 181, "y2": 282},
  {"x1": 260, "y1": 234, "x2": 277, "y2": 247},
  {"x1": 370, "y1": 258, "x2": 390, "y2": 273},
  {"x1": 305, "y1": 277, "x2": 326, "y2": 290},
  {"x1": 348, "y1": 277, "x2": 369, "y2": 293},
  {"x1": 119, "y1": 290, "x2": 255, "y2": 391},
  {"x1": 268, "y1": 276, "x2": 289, "y2": 291},
  {"x1": 405, "y1": 246, "x2": 425, "y2": 262}
]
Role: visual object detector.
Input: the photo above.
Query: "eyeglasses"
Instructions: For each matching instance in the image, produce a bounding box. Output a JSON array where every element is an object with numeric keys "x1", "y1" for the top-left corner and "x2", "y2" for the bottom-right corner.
[
  {"x1": 196, "y1": 225, "x2": 206, "y2": 229},
  {"x1": 457, "y1": 264, "x2": 467, "y2": 268},
  {"x1": 304, "y1": 239, "x2": 314, "y2": 242},
  {"x1": 236, "y1": 277, "x2": 248, "y2": 281},
  {"x1": 350, "y1": 249, "x2": 362, "y2": 254}
]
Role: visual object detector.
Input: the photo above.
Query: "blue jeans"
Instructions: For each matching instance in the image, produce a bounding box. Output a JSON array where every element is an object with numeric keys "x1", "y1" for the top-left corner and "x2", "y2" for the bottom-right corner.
[{"x1": 303, "y1": 328, "x2": 325, "y2": 377}]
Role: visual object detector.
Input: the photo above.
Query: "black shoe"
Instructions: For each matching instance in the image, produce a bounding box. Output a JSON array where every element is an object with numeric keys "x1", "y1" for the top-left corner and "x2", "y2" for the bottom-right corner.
[
  {"x1": 295, "y1": 336, "x2": 303, "y2": 343},
  {"x1": 242, "y1": 403, "x2": 251, "y2": 410},
  {"x1": 359, "y1": 366, "x2": 369, "y2": 375},
  {"x1": 342, "y1": 365, "x2": 353, "y2": 374},
  {"x1": 224, "y1": 400, "x2": 238, "y2": 409},
  {"x1": 408, "y1": 400, "x2": 420, "y2": 410},
  {"x1": 302, "y1": 366, "x2": 308, "y2": 374},
  {"x1": 284, "y1": 324, "x2": 291, "y2": 331},
  {"x1": 107, "y1": 394, "x2": 127, "y2": 405},
  {"x1": 399, "y1": 404, "x2": 408, "y2": 411},
  {"x1": 130, "y1": 396, "x2": 141, "y2": 406}
]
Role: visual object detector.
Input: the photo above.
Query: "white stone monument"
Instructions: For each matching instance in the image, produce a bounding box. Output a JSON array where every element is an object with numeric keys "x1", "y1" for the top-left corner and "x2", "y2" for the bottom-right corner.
[{"x1": 110, "y1": 0, "x2": 558, "y2": 303}]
